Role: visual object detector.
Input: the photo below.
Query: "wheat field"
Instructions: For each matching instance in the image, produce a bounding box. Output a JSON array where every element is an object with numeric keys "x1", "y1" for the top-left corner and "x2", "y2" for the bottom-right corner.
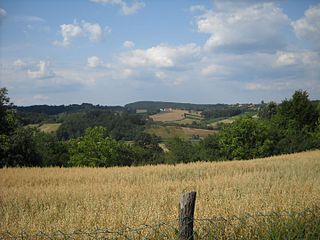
[
  {"x1": 1, "y1": 150, "x2": 320, "y2": 236},
  {"x1": 150, "y1": 109, "x2": 189, "y2": 122}
]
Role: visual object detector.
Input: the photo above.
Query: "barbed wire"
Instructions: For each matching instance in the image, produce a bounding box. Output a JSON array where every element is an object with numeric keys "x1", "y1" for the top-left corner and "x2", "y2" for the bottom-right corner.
[{"x1": 1, "y1": 207, "x2": 319, "y2": 240}]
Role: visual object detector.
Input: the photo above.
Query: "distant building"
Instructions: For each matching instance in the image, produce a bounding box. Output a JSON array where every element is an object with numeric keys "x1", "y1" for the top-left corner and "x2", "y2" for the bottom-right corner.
[{"x1": 136, "y1": 109, "x2": 148, "y2": 114}]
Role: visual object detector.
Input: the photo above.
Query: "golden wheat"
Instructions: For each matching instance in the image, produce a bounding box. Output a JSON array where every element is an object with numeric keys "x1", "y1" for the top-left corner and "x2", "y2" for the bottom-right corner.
[{"x1": 1, "y1": 150, "x2": 320, "y2": 235}]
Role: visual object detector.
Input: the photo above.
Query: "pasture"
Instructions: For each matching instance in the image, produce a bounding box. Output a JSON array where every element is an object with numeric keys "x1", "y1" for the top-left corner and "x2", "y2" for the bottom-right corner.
[
  {"x1": 1, "y1": 150, "x2": 320, "y2": 237},
  {"x1": 145, "y1": 125, "x2": 217, "y2": 140},
  {"x1": 27, "y1": 123, "x2": 61, "y2": 133}
]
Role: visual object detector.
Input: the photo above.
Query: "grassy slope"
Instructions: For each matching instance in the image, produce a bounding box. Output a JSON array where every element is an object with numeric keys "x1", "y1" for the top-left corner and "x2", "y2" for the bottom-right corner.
[
  {"x1": 1, "y1": 150, "x2": 320, "y2": 236},
  {"x1": 146, "y1": 125, "x2": 217, "y2": 140},
  {"x1": 27, "y1": 123, "x2": 61, "y2": 133}
]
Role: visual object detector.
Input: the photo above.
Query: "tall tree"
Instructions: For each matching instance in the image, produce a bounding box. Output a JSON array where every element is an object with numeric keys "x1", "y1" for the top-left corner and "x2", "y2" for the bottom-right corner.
[
  {"x1": 0, "y1": 87, "x2": 16, "y2": 135},
  {"x1": 277, "y1": 90, "x2": 318, "y2": 130}
]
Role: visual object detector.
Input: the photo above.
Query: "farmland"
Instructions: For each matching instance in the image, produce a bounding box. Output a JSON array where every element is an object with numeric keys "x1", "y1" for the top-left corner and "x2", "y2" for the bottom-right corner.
[
  {"x1": 145, "y1": 125, "x2": 217, "y2": 140},
  {"x1": 150, "y1": 109, "x2": 202, "y2": 123},
  {"x1": 27, "y1": 123, "x2": 62, "y2": 133},
  {"x1": 1, "y1": 150, "x2": 320, "y2": 237}
]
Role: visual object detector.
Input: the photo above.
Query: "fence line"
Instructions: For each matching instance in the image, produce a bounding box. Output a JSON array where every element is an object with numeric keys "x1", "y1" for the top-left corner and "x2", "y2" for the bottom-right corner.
[
  {"x1": 1, "y1": 192, "x2": 320, "y2": 239},
  {"x1": 1, "y1": 206, "x2": 319, "y2": 240}
]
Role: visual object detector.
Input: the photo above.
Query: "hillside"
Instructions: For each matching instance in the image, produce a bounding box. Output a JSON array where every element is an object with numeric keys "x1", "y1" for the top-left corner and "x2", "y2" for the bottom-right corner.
[{"x1": 125, "y1": 100, "x2": 259, "y2": 112}]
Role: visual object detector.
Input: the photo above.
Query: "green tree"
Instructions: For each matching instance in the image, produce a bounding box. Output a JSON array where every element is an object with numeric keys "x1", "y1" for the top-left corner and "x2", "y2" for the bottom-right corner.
[
  {"x1": 166, "y1": 137, "x2": 201, "y2": 163},
  {"x1": 258, "y1": 101, "x2": 278, "y2": 119},
  {"x1": 0, "y1": 87, "x2": 16, "y2": 165},
  {"x1": 199, "y1": 134, "x2": 221, "y2": 161},
  {"x1": 277, "y1": 90, "x2": 318, "y2": 131},
  {"x1": 68, "y1": 126, "x2": 135, "y2": 167},
  {"x1": 219, "y1": 117, "x2": 274, "y2": 160},
  {"x1": 133, "y1": 132, "x2": 164, "y2": 164},
  {"x1": 5, "y1": 127, "x2": 42, "y2": 167},
  {"x1": 0, "y1": 87, "x2": 16, "y2": 135},
  {"x1": 35, "y1": 131, "x2": 69, "y2": 166}
]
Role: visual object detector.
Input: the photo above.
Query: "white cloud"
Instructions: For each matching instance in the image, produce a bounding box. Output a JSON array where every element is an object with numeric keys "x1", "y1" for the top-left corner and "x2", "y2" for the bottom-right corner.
[
  {"x1": 155, "y1": 71, "x2": 167, "y2": 80},
  {"x1": 87, "y1": 56, "x2": 102, "y2": 68},
  {"x1": 275, "y1": 51, "x2": 319, "y2": 67},
  {"x1": 90, "y1": 0, "x2": 145, "y2": 15},
  {"x1": 190, "y1": 5, "x2": 206, "y2": 13},
  {"x1": 13, "y1": 59, "x2": 27, "y2": 69},
  {"x1": 196, "y1": 2, "x2": 290, "y2": 52},
  {"x1": 292, "y1": 4, "x2": 320, "y2": 50},
  {"x1": 27, "y1": 61, "x2": 55, "y2": 79},
  {"x1": 14, "y1": 15, "x2": 45, "y2": 22},
  {"x1": 33, "y1": 94, "x2": 49, "y2": 101},
  {"x1": 54, "y1": 21, "x2": 105, "y2": 47},
  {"x1": 120, "y1": 43, "x2": 201, "y2": 68},
  {"x1": 0, "y1": 8, "x2": 7, "y2": 18},
  {"x1": 55, "y1": 23, "x2": 83, "y2": 47},
  {"x1": 123, "y1": 40, "x2": 135, "y2": 49},
  {"x1": 201, "y1": 64, "x2": 224, "y2": 76},
  {"x1": 244, "y1": 78, "x2": 320, "y2": 92},
  {"x1": 173, "y1": 77, "x2": 185, "y2": 86},
  {"x1": 87, "y1": 56, "x2": 112, "y2": 68},
  {"x1": 82, "y1": 21, "x2": 103, "y2": 42}
]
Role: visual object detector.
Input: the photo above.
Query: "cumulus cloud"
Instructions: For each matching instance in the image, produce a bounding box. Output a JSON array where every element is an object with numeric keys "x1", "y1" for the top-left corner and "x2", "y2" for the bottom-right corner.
[
  {"x1": 195, "y1": 2, "x2": 290, "y2": 52},
  {"x1": 292, "y1": 4, "x2": 320, "y2": 50},
  {"x1": 123, "y1": 40, "x2": 135, "y2": 49},
  {"x1": 87, "y1": 56, "x2": 102, "y2": 68},
  {"x1": 13, "y1": 59, "x2": 27, "y2": 69},
  {"x1": 27, "y1": 61, "x2": 55, "y2": 79},
  {"x1": 119, "y1": 43, "x2": 201, "y2": 68},
  {"x1": 275, "y1": 51, "x2": 319, "y2": 67},
  {"x1": 54, "y1": 23, "x2": 82, "y2": 47},
  {"x1": 82, "y1": 21, "x2": 103, "y2": 42},
  {"x1": 87, "y1": 56, "x2": 112, "y2": 68},
  {"x1": 54, "y1": 21, "x2": 106, "y2": 47},
  {"x1": 90, "y1": 0, "x2": 145, "y2": 15}
]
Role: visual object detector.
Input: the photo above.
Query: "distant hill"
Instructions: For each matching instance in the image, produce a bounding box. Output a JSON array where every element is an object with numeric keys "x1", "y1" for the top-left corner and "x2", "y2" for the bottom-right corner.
[
  {"x1": 15, "y1": 103, "x2": 124, "y2": 115},
  {"x1": 125, "y1": 101, "x2": 260, "y2": 113}
]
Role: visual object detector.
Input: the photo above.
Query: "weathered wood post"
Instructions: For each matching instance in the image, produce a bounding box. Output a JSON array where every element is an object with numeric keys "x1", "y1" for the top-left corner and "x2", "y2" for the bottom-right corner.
[{"x1": 179, "y1": 191, "x2": 197, "y2": 240}]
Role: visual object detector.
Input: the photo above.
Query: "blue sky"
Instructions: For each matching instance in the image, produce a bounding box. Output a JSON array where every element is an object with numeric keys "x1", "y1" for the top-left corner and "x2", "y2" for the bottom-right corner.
[{"x1": 0, "y1": 0, "x2": 319, "y2": 106}]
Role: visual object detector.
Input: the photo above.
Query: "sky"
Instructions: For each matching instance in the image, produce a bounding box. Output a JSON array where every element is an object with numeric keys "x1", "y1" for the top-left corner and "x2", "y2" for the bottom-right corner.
[{"x1": 0, "y1": 0, "x2": 319, "y2": 106}]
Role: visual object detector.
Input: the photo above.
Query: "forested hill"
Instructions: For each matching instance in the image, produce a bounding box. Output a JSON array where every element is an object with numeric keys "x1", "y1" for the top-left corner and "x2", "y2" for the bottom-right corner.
[
  {"x1": 125, "y1": 101, "x2": 259, "y2": 112},
  {"x1": 15, "y1": 103, "x2": 124, "y2": 115}
]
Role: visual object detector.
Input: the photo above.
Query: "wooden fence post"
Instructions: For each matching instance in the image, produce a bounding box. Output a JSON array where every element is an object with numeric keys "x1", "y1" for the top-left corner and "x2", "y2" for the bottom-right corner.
[{"x1": 179, "y1": 191, "x2": 197, "y2": 240}]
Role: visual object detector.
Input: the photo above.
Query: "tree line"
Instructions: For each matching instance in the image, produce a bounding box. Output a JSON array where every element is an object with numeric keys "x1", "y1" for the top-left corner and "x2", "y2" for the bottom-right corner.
[{"x1": 0, "y1": 87, "x2": 319, "y2": 167}]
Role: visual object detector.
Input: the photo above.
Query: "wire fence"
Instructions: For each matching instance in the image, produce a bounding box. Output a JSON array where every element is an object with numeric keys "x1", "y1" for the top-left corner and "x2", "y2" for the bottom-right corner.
[{"x1": 1, "y1": 207, "x2": 320, "y2": 240}]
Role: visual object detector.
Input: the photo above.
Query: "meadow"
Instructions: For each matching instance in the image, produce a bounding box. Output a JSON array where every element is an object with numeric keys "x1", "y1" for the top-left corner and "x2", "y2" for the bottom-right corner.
[
  {"x1": 1, "y1": 150, "x2": 320, "y2": 238},
  {"x1": 146, "y1": 125, "x2": 217, "y2": 140},
  {"x1": 27, "y1": 123, "x2": 62, "y2": 133}
]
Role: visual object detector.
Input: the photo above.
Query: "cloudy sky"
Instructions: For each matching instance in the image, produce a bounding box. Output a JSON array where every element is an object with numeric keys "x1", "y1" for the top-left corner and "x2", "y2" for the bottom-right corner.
[{"x1": 0, "y1": 0, "x2": 319, "y2": 106}]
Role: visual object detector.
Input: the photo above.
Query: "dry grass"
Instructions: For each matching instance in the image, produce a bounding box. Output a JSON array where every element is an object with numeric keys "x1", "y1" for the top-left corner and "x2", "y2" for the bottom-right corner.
[
  {"x1": 150, "y1": 109, "x2": 203, "y2": 123},
  {"x1": 1, "y1": 150, "x2": 320, "y2": 235},
  {"x1": 150, "y1": 109, "x2": 188, "y2": 122},
  {"x1": 27, "y1": 123, "x2": 61, "y2": 133},
  {"x1": 38, "y1": 123, "x2": 61, "y2": 133}
]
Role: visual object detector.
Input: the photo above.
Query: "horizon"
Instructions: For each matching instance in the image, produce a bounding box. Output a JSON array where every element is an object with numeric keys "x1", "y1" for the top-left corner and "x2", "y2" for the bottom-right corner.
[{"x1": 1, "y1": 0, "x2": 320, "y2": 106}]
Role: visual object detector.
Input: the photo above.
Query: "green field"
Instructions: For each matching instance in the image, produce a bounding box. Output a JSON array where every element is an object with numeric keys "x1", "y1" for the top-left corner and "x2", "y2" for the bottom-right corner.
[{"x1": 146, "y1": 125, "x2": 217, "y2": 140}]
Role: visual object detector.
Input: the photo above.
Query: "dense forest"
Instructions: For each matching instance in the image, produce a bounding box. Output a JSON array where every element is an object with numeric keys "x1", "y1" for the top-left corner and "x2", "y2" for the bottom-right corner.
[{"x1": 0, "y1": 87, "x2": 319, "y2": 167}]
